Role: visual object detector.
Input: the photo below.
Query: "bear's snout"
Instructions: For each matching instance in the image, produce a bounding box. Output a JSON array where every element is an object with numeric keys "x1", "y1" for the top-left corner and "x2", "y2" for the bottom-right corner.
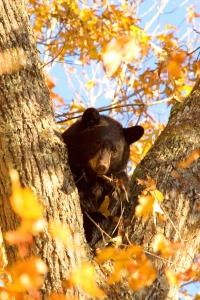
[{"x1": 89, "y1": 149, "x2": 111, "y2": 175}]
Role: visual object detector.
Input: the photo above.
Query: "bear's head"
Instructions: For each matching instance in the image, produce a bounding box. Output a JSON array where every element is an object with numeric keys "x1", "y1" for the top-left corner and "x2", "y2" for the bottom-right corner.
[{"x1": 62, "y1": 108, "x2": 144, "y2": 176}]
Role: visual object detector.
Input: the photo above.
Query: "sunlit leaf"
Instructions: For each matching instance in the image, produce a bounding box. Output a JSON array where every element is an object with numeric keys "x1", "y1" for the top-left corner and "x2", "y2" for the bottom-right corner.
[
  {"x1": 70, "y1": 263, "x2": 105, "y2": 298},
  {"x1": 135, "y1": 194, "x2": 155, "y2": 221},
  {"x1": 96, "y1": 247, "x2": 116, "y2": 263},
  {"x1": 97, "y1": 245, "x2": 156, "y2": 290},
  {"x1": 151, "y1": 190, "x2": 164, "y2": 202},
  {"x1": 9, "y1": 169, "x2": 43, "y2": 220},
  {"x1": 165, "y1": 269, "x2": 182, "y2": 286},
  {"x1": 98, "y1": 196, "x2": 111, "y2": 217},
  {"x1": 102, "y1": 40, "x2": 123, "y2": 77},
  {"x1": 0, "y1": 48, "x2": 27, "y2": 75},
  {"x1": 86, "y1": 80, "x2": 95, "y2": 90},
  {"x1": 153, "y1": 233, "x2": 183, "y2": 257},
  {"x1": 136, "y1": 175, "x2": 156, "y2": 192},
  {"x1": 178, "y1": 149, "x2": 200, "y2": 168},
  {"x1": 167, "y1": 51, "x2": 186, "y2": 78},
  {"x1": 48, "y1": 292, "x2": 79, "y2": 300},
  {"x1": 49, "y1": 221, "x2": 72, "y2": 247},
  {"x1": 128, "y1": 258, "x2": 156, "y2": 291},
  {"x1": 186, "y1": 5, "x2": 200, "y2": 23},
  {"x1": 9, "y1": 257, "x2": 48, "y2": 292}
]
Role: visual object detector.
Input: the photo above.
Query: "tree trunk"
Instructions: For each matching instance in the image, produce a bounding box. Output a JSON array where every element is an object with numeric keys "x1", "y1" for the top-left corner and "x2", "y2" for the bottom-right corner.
[
  {"x1": 0, "y1": 1, "x2": 88, "y2": 298},
  {"x1": 1, "y1": 1, "x2": 200, "y2": 300},
  {"x1": 125, "y1": 79, "x2": 200, "y2": 299}
]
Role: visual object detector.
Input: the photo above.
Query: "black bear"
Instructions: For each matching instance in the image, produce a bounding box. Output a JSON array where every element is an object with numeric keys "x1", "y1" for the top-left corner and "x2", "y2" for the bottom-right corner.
[{"x1": 62, "y1": 108, "x2": 144, "y2": 248}]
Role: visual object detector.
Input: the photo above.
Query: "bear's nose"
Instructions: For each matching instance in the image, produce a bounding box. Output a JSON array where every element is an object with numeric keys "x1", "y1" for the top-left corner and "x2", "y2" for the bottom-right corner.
[{"x1": 97, "y1": 164, "x2": 108, "y2": 174}]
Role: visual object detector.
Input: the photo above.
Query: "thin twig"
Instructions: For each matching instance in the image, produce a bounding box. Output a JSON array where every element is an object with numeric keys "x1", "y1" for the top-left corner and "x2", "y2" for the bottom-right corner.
[
  {"x1": 143, "y1": 249, "x2": 189, "y2": 270},
  {"x1": 56, "y1": 97, "x2": 174, "y2": 124},
  {"x1": 84, "y1": 211, "x2": 112, "y2": 240}
]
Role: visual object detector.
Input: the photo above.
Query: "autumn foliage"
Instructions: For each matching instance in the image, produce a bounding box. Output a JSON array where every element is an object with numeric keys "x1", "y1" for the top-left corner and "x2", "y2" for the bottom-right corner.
[
  {"x1": 0, "y1": 0, "x2": 200, "y2": 299},
  {"x1": 1, "y1": 164, "x2": 200, "y2": 299}
]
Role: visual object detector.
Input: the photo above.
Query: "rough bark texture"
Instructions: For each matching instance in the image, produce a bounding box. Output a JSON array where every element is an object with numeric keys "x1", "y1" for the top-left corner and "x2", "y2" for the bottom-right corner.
[
  {"x1": 1, "y1": 1, "x2": 200, "y2": 300},
  {"x1": 0, "y1": 1, "x2": 88, "y2": 298},
  {"x1": 125, "y1": 79, "x2": 200, "y2": 299}
]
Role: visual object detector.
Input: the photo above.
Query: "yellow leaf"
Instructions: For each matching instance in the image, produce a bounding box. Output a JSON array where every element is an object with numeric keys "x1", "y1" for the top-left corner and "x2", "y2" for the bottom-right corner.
[
  {"x1": 70, "y1": 100, "x2": 85, "y2": 112},
  {"x1": 9, "y1": 169, "x2": 43, "y2": 220},
  {"x1": 135, "y1": 194, "x2": 155, "y2": 221},
  {"x1": 130, "y1": 24, "x2": 143, "y2": 36},
  {"x1": 97, "y1": 245, "x2": 156, "y2": 290},
  {"x1": 70, "y1": 263, "x2": 105, "y2": 298},
  {"x1": 183, "y1": 85, "x2": 192, "y2": 96},
  {"x1": 98, "y1": 196, "x2": 111, "y2": 217},
  {"x1": 165, "y1": 22, "x2": 178, "y2": 30},
  {"x1": 86, "y1": 80, "x2": 95, "y2": 90},
  {"x1": 102, "y1": 40, "x2": 123, "y2": 77},
  {"x1": 96, "y1": 247, "x2": 116, "y2": 263},
  {"x1": 151, "y1": 190, "x2": 164, "y2": 202},
  {"x1": 107, "y1": 270, "x2": 121, "y2": 285},
  {"x1": 102, "y1": 34, "x2": 144, "y2": 77},
  {"x1": 49, "y1": 221, "x2": 72, "y2": 247},
  {"x1": 123, "y1": 38, "x2": 140, "y2": 62},
  {"x1": 165, "y1": 269, "x2": 181, "y2": 286}
]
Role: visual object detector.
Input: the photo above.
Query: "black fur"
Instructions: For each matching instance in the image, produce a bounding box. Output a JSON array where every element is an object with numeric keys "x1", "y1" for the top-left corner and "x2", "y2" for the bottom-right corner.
[{"x1": 62, "y1": 108, "x2": 144, "y2": 248}]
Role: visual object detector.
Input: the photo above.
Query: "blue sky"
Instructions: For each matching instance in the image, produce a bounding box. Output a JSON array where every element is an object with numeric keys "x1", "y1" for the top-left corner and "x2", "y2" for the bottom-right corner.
[
  {"x1": 45, "y1": 0, "x2": 200, "y2": 297},
  {"x1": 49, "y1": 0, "x2": 200, "y2": 128}
]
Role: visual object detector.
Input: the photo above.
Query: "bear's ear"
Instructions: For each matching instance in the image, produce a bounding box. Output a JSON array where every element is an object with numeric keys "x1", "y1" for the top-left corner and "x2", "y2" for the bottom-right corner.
[
  {"x1": 82, "y1": 108, "x2": 100, "y2": 127},
  {"x1": 123, "y1": 125, "x2": 144, "y2": 145}
]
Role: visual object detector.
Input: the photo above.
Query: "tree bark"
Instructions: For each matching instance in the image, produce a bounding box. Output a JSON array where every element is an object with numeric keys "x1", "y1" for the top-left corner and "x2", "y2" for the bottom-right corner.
[
  {"x1": 1, "y1": 1, "x2": 200, "y2": 300},
  {"x1": 0, "y1": 1, "x2": 88, "y2": 298},
  {"x1": 125, "y1": 79, "x2": 200, "y2": 299}
]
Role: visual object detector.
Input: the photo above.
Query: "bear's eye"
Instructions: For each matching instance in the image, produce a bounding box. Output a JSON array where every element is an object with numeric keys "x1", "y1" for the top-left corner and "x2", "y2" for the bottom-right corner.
[
  {"x1": 112, "y1": 147, "x2": 117, "y2": 154},
  {"x1": 94, "y1": 141, "x2": 102, "y2": 149}
]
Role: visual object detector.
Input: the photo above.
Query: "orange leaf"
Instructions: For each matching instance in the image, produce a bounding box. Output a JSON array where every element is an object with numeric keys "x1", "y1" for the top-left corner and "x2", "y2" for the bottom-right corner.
[
  {"x1": 48, "y1": 292, "x2": 79, "y2": 300},
  {"x1": 153, "y1": 233, "x2": 183, "y2": 258},
  {"x1": 0, "y1": 47, "x2": 27, "y2": 75},
  {"x1": 136, "y1": 175, "x2": 156, "y2": 192},
  {"x1": 187, "y1": 5, "x2": 200, "y2": 23},
  {"x1": 167, "y1": 51, "x2": 186, "y2": 78},
  {"x1": 128, "y1": 258, "x2": 157, "y2": 291},
  {"x1": 178, "y1": 149, "x2": 200, "y2": 168},
  {"x1": 9, "y1": 257, "x2": 48, "y2": 292}
]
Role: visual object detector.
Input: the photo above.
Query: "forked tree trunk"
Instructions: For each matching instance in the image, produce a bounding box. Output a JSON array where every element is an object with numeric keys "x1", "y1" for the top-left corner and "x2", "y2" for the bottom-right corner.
[
  {"x1": 0, "y1": 1, "x2": 200, "y2": 300},
  {"x1": 126, "y1": 80, "x2": 200, "y2": 299},
  {"x1": 102, "y1": 82, "x2": 200, "y2": 300},
  {"x1": 0, "y1": 1, "x2": 88, "y2": 298}
]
